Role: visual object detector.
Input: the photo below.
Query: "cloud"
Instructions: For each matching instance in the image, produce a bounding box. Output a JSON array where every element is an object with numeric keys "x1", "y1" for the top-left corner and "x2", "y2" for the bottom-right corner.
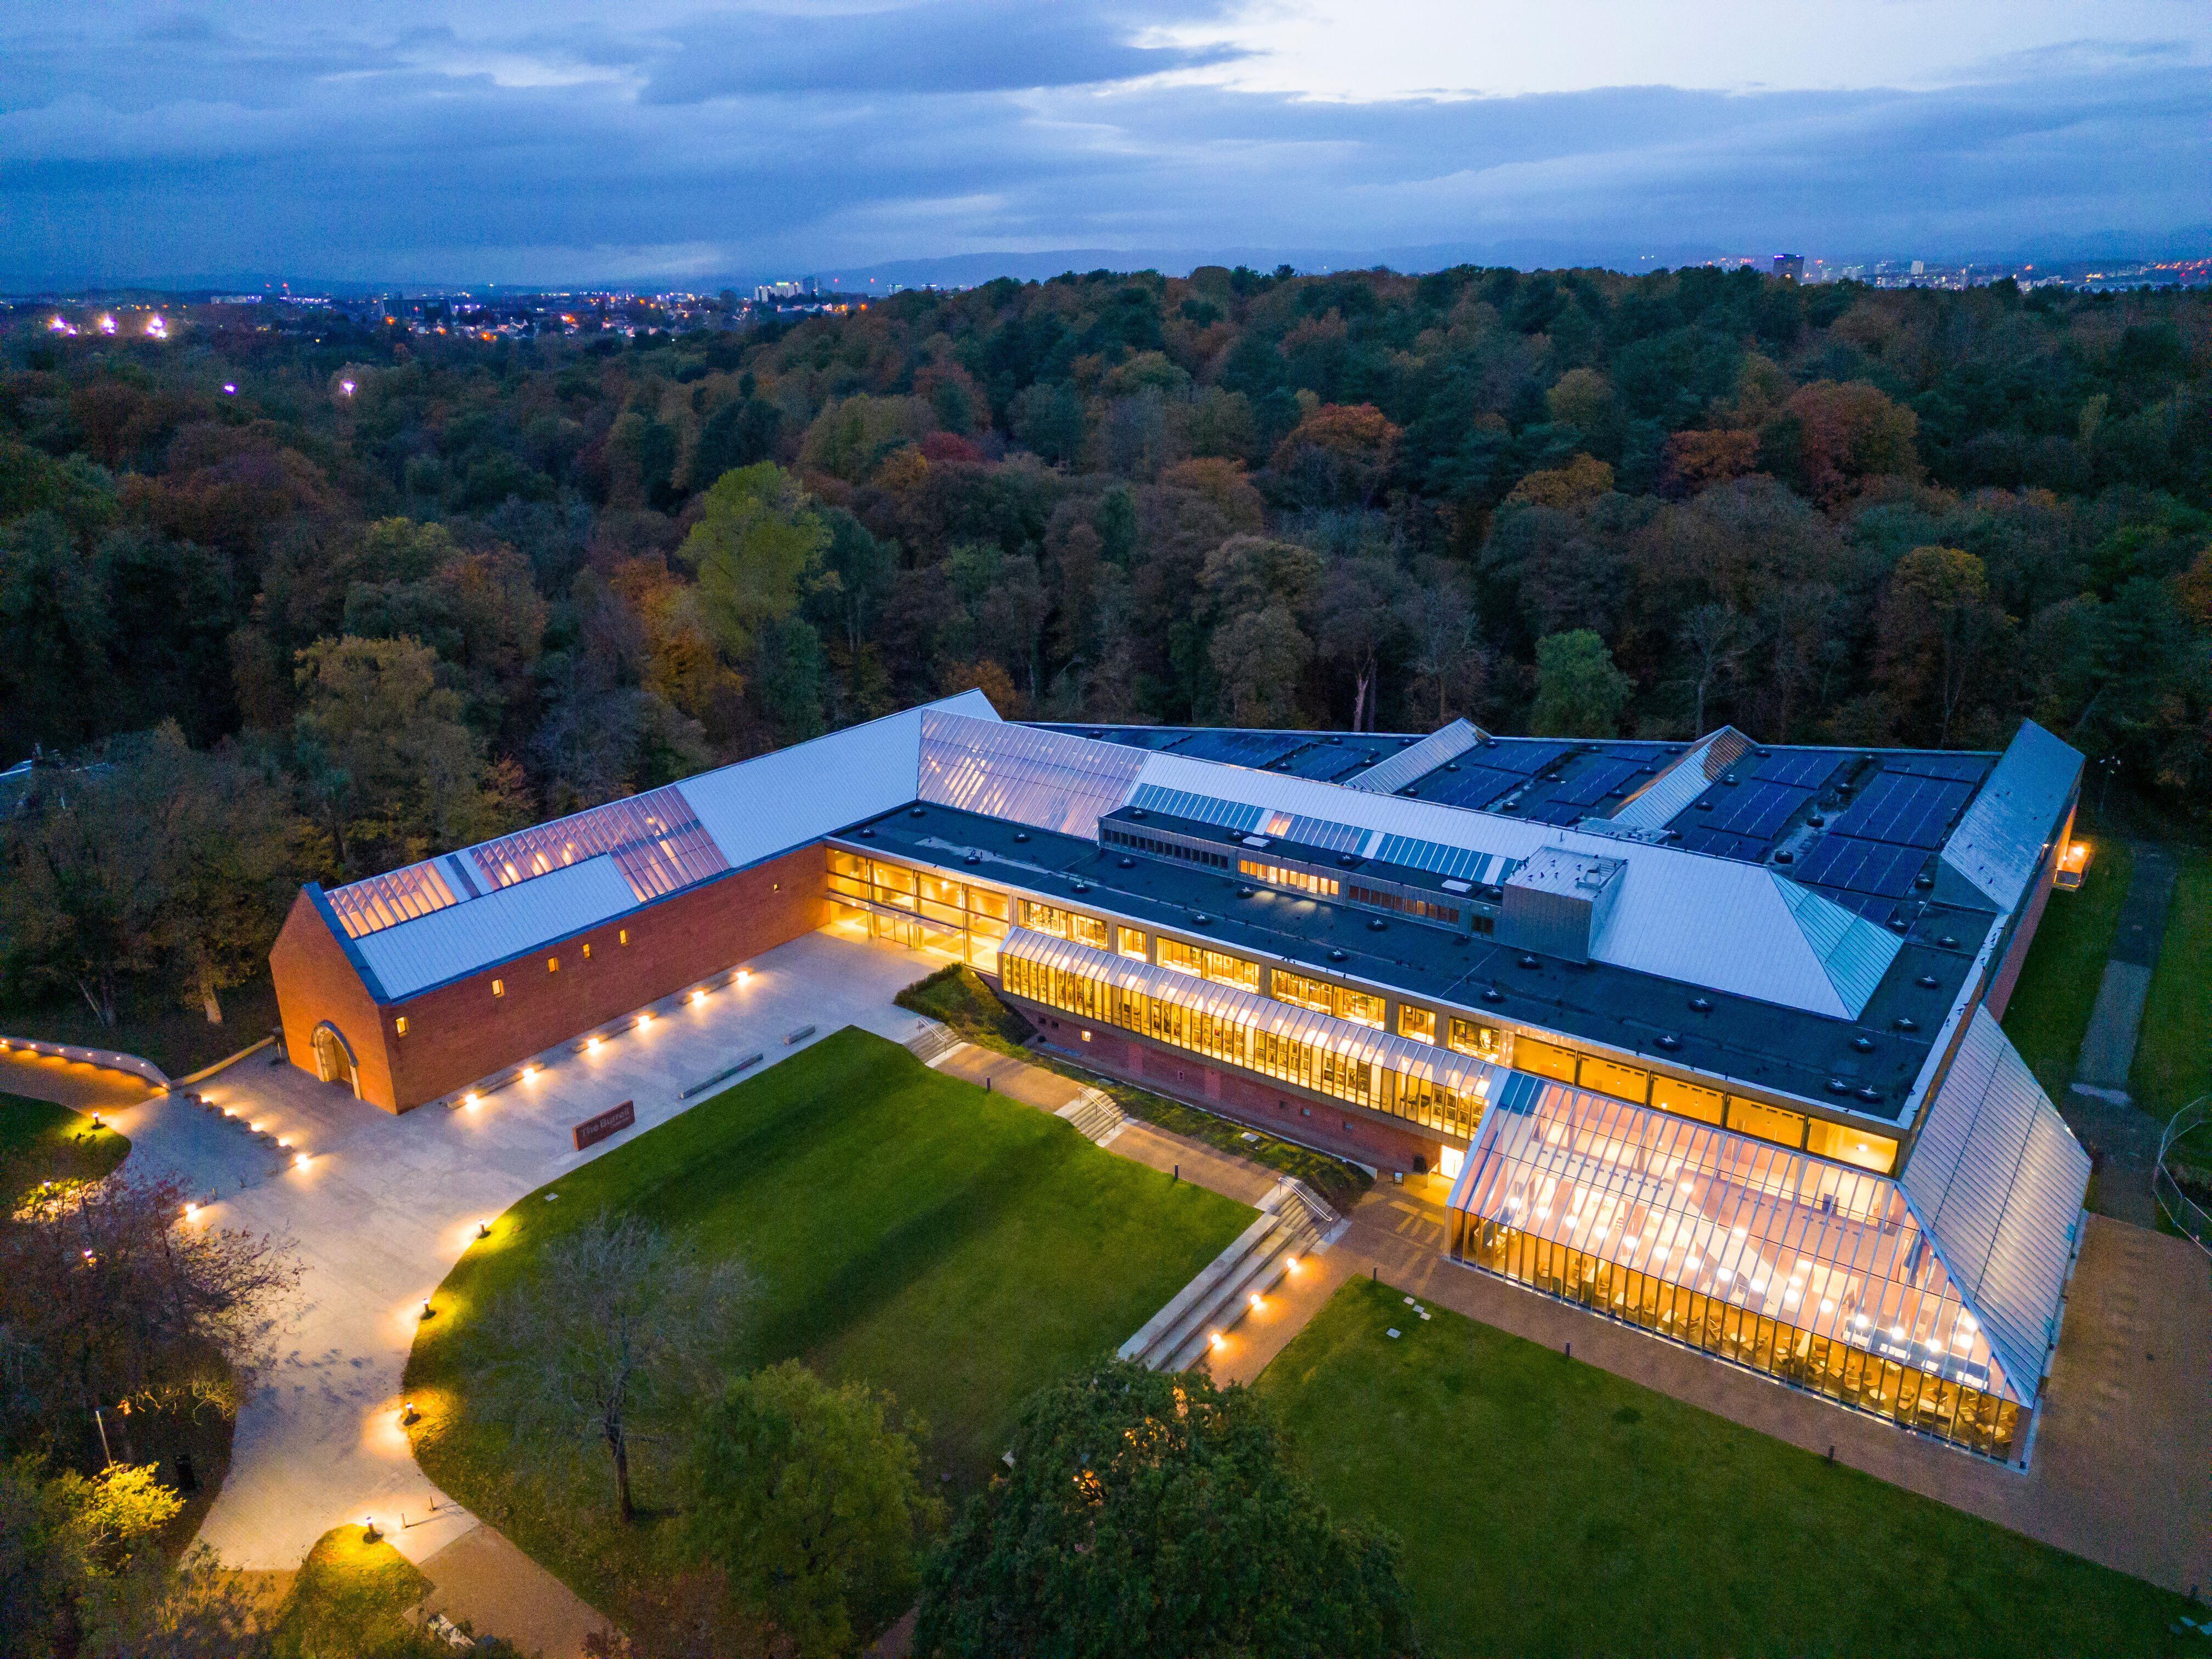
[{"x1": 0, "y1": 0, "x2": 2204, "y2": 287}]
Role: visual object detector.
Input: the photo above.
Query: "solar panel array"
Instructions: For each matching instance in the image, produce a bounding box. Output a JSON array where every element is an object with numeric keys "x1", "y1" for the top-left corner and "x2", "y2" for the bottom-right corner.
[
  {"x1": 1274, "y1": 742, "x2": 1387, "y2": 782},
  {"x1": 1885, "y1": 751, "x2": 1994, "y2": 783},
  {"x1": 1676, "y1": 826, "x2": 1771, "y2": 862},
  {"x1": 1481, "y1": 740, "x2": 1576, "y2": 777},
  {"x1": 1745, "y1": 749, "x2": 1852, "y2": 790},
  {"x1": 1408, "y1": 765, "x2": 1522, "y2": 809},
  {"x1": 1690, "y1": 779, "x2": 1814, "y2": 842},
  {"x1": 1546, "y1": 755, "x2": 1649, "y2": 810},
  {"x1": 1793, "y1": 833, "x2": 1930, "y2": 899},
  {"x1": 1164, "y1": 729, "x2": 1313, "y2": 769},
  {"x1": 1831, "y1": 772, "x2": 1977, "y2": 849}
]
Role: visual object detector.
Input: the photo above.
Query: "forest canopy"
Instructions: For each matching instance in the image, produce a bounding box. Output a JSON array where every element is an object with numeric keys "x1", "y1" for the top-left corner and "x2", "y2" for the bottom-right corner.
[{"x1": 2, "y1": 266, "x2": 2209, "y2": 1026}]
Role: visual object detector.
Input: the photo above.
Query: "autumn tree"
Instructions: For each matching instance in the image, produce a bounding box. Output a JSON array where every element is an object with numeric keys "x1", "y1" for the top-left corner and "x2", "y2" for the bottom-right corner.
[
  {"x1": 1210, "y1": 607, "x2": 1311, "y2": 727},
  {"x1": 1874, "y1": 545, "x2": 2012, "y2": 745},
  {"x1": 1267, "y1": 404, "x2": 1400, "y2": 510},
  {"x1": 290, "y1": 635, "x2": 527, "y2": 877},
  {"x1": 1395, "y1": 558, "x2": 1486, "y2": 724}
]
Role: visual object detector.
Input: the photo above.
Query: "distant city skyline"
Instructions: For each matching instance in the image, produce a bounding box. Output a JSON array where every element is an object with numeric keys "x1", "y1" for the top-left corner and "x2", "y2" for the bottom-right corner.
[{"x1": 4, "y1": 1, "x2": 2208, "y2": 289}]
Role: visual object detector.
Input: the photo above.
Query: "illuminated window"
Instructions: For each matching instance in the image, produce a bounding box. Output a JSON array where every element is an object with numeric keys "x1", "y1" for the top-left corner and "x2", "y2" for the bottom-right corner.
[
  {"x1": 873, "y1": 862, "x2": 918, "y2": 895},
  {"x1": 1340, "y1": 990, "x2": 1385, "y2": 1029},
  {"x1": 1729, "y1": 1097, "x2": 1808, "y2": 1150},
  {"x1": 967, "y1": 887, "x2": 1011, "y2": 922},
  {"x1": 1515, "y1": 1035, "x2": 1578, "y2": 1083},
  {"x1": 1069, "y1": 913, "x2": 1109, "y2": 950},
  {"x1": 1447, "y1": 1017, "x2": 1498, "y2": 1059},
  {"x1": 548, "y1": 957, "x2": 560, "y2": 973},
  {"x1": 1398, "y1": 1005, "x2": 1436, "y2": 1044},
  {"x1": 1158, "y1": 939, "x2": 1201, "y2": 976},
  {"x1": 1202, "y1": 950, "x2": 1260, "y2": 991},
  {"x1": 582, "y1": 942, "x2": 592, "y2": 960},
  {"x1": 1020, "y1": 900, "x2": 1072, "y2": 938},
  {"x1": 1117, "y1": 927, "x2": 1148, "y2": 961},
  {"x1": 1807, "y1": 1119, "x2": 1899, "y2": 1173},
  {"x1": 394, "y1": 1016, "x2": 409, "y2": 1036},
  {"x1": 1238, "y1": 858, "x2": 1340, "y2": 898},
  {"x1": 492, "y1": 979, "x2": 505, "y2": 998},
  {"x1": 618, "y1": 929, "x2": 629, "y2": 945},
  {"x1": 1651, "y1": 1074, "x2": 1724, "y2": 1125},
  {"x1": 1578, "y1": 1054, "x2": 1650, "y2": 1105},
  {"x1": 1270, "y1": 970, "x2": 1334, "y2": 1013}
]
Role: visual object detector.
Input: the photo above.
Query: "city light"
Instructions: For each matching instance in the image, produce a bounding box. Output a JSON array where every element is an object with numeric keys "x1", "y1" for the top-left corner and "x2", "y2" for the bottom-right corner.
[
  {"x1": 222, "y1": 382, "x2": 238, "y2": 395},
  {"x1": 97, "y1": 313, "x2": 116, "y2": 334},
  {"x1": 145, "y1": 314, "x2": 168, "y2": 339}
]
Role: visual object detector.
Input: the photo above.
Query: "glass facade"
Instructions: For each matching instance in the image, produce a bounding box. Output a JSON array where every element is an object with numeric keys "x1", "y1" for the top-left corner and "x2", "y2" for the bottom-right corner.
[
  {"x1": 828, "y1": 844, "x2": 1896, "y2": 1176},
  {"x1": 1238, "y1": 857, "x2": 1339, "y2": 897},
  {"x1": 1448, "y1": 1081, "x2": 2024, "y2": 1460},
  {"x1": 826, "y1": 850, "x2": 1012, "y2": 970},
  {"x1": 1002, "y1": 928, "x2": 1493, "y2": 1141}
]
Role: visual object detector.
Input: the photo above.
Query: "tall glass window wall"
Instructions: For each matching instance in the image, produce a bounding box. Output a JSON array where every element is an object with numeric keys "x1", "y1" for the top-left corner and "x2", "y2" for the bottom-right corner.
[
  {"x1": 1448, "y1": 1086, "x2": 2022, "y2": 1459},
  {"x1": 1003, "y1": 937, "x2": 1485, "y2": 1139},
  {"x1": 825, "y1": 850, "x2": 1012, "y2": 970}
]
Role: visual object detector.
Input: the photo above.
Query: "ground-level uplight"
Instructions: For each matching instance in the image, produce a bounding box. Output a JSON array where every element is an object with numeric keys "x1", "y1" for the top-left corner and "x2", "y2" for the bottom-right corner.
[
  {"x1": 464, "y1": 1093, "x2": 480, "y2": 1110},
  {"x1": 522, "y1": 1064, "x2": 538, "y2": 1082},
  {"x1": 294, "y1": 1152, "x2": 311, "y2": 1169},
  {"x1": 737, "y1": 969, "x2": 751, "y2": 984},
  {"x1": 1283, "y1": 1255, "x2": 1301, "y2": 1273},
  {"x1": 586, "y1": 1036, "x2": 601, "y2": 1051},
  {"x1": 639, "y1": 1012, "x2": 653, "y2": 1027},
  {"x1": 691, "y1": 990, "x2": 707, "y2": 1006},
  {"x1": 1207, "y1": 1331, "x2": 1225, "y2": 1351},
  {"x1": 1248, "y1": 1292, "x2": 1265, "y2": 1311}
]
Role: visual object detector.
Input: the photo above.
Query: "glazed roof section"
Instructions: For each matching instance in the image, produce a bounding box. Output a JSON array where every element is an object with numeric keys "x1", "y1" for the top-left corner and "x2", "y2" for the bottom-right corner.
[
  {"x1": 1446, "y1": 1074, "x2": 2037, "y2": 1404},
  {"x1": 839, "y1": 799, "x2": 1983, "y2": 1119},
  {"x1": 319, "y1": 689, "x2": 1001, "y2": 1000}
]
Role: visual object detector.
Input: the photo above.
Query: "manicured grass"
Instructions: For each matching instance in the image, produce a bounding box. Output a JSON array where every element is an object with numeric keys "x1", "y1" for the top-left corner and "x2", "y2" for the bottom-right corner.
[
  {"x1": 405, "y1": 1026, "x2": 1251, "y2": 1613},
  {"x1": 2131, "y1": 853, "x2": 2212, "y2": 1124},
  {"x1": 898, "y1": 963, "x2": 1374, "y2": 1211},
  {"x1": 0, "y1": 1091, "x2": 129, "y2": 1201},
  {"x1": 1259, "y1": 1278, "x2": 2204, "y2": 1659},
  {"x1": 2002, "y1": 838, "x2": 2134, "y2": 1098}
]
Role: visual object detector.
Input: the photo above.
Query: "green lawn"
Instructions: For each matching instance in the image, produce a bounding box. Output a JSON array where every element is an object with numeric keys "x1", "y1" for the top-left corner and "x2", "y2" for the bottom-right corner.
[
  {"x1": 1259, "y1": 1278, "x2": 2203, "y2": 1659},
  {"x1": 0, "y1": 1092, "x2": 130, "y2": 1202},
  {"x1": 2131, "y1": 853, "x2": 2212, "y2": 1124},
  {"x1": 405, "y1": 1026, "x2": 1251, "y2": 1613},
  {"x1": 2002, "y1": 838, "x2": 2134, "y2": 1098}
]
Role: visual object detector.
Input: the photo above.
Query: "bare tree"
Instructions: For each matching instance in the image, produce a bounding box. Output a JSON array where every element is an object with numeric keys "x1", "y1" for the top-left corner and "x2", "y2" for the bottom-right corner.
[
  {"x1": 1395, "y1": 561, "x2": 1485, "y2": 725},
  {"x1": 1675, "y1": 603, "x2": 1747, "y2": 737},
  {"x1": 475, "y1": 1216, "x2": 752, "y2": 1523}
]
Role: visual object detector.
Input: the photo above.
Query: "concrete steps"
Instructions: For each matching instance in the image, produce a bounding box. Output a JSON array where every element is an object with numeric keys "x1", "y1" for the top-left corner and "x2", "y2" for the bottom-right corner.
[
  {"x1": 1054, "y1": 1085, "x2": 1127, "y2": 1146},
  {"x1": 904, "y1": 1022, "x2": 964, "y2": 1066},
  {"x1": 1120, "y1": 1178, "x2": 1341, "y2": 1373}
]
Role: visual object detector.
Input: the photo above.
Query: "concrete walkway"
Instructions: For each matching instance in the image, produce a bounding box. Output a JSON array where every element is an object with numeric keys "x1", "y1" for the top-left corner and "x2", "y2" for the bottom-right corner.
[
  {"x1": 2066, "y1": 842, "x2": 2181, "y2": 1224},
  {"x1": 0, "y1": 1043, "x2": 162, "y2": 1115},
  {"x1": 82, "y1": 930, "x2": 948, "y2": 1656}
]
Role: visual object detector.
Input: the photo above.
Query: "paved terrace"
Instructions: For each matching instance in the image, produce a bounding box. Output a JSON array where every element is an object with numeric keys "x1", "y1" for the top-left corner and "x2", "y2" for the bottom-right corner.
[{"x1": 57, "y1": 930, "x2": 949, "y2": 1654}]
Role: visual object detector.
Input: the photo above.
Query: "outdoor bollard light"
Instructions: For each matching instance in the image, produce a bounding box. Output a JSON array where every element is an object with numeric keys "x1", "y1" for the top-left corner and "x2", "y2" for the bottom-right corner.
[
  {"x1": 400, "y1": 1401, "x2": 420, "y2": 1426},
  {"x1": 419, "y1": 1299, "x2": 435, "y2": 1322},
  {"x1": 362, "y1": 1516, "x2": 380, "y2": 1543},
  {"x1": 478, "y1": 1219, "x2": 493, "y2": 1239}
]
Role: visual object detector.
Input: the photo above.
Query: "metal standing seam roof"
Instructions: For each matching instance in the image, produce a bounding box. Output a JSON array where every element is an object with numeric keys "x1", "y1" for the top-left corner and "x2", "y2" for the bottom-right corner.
[
  {"x1": 1772, "y1": 873, "x2": 1906, "y2": 1014},
  {"x1": 1899, "y1": 1007, "x2": 2090, "y2": 1404},
  {"x1": 1002, "y1": 927, "x2": 1513, "y2": 1101},
  {"x1": 1343, "y1": 718, "x2": 1487, "y2": 794},
  {"x1": 917, "y1": 711, "x2": 1148, "y2": 837},
  {"x1": 353, "y1": 855, "x2": 640, "y2": 1000},
  {"x1": 1604, "y1": 726, "x2": 1753, "y2": 828},
  {"x1": 1447, "y1": 1076, "x2": 2024, "y2": 1402},
  {"x1": 1939, "y1": 720, "x2": 2084, "y2": 910}
]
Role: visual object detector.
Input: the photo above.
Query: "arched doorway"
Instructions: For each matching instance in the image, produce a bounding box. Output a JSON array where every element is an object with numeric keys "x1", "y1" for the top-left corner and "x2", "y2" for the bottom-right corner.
[{"x1": 311, "y1": 1023, "x2": 359, "y2": 1097}]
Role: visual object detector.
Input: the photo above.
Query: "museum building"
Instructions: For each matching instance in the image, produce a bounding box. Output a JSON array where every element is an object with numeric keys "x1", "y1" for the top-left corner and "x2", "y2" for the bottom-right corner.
[{"x1": 269, "y1": 691, "x2": 2090, "y2": 1463}]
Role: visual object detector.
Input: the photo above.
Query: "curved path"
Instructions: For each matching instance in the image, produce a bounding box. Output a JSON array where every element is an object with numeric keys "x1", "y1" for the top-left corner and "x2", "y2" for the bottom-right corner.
[
  {"x1": 83, "y1": 929, "x2": 945, "y2": 1656},
  {"x1": 0, "y1": 1042, "x2": 163, "y2": 1114}
]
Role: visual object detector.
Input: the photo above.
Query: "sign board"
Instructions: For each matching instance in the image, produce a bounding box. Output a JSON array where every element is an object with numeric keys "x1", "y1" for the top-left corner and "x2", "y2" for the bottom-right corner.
[{"x1": 573, "y1": 1099, "x2": 635, "y2": 1151}]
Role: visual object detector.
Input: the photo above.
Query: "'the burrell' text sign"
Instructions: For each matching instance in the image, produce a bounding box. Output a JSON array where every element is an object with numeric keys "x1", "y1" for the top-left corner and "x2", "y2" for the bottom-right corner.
[{"x1": 573, "y1": 1099, "x2": 636, "y2": 1150}]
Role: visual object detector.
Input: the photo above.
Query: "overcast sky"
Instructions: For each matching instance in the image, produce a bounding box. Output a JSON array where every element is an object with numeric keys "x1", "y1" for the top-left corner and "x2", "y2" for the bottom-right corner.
[{"x1": 5, "y1": 0, "x2": 2207, "y2": 287}]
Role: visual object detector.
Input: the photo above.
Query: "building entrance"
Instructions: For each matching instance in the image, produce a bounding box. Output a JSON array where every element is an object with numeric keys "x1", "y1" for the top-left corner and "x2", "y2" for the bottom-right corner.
[{"x1": 311, "y1": 1023, "x2": 358, "y2": 1096}]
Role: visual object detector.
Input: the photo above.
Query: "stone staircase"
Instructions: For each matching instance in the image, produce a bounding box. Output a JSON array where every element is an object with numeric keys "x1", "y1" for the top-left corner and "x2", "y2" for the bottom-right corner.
[
  {"x1": 904, "y1": 1021, "x2": 965, "y2": 1066},
  {"x1": 1053, "y1": 1085, "x2": 1127, "y2": 1146},
  {"x1": 1119, "y1": 1178, "x2": 1341, "y2": 1373}
]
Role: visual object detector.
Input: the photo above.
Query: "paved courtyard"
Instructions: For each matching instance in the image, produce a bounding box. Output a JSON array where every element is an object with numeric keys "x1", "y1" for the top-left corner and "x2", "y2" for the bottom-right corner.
[{"x1": 77, "y1": 928, "x2": 945, "y2": 1644}]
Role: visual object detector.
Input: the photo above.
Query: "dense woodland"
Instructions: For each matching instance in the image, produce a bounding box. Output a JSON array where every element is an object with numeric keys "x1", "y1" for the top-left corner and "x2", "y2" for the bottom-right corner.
[{"x1": 2, "y1": 266, "x2": 2209, "y2": 1028}]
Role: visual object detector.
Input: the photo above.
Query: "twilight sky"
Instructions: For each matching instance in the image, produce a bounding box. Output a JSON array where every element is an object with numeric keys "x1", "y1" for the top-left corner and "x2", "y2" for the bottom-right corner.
[{"x1": 4, "y1": 0, "x2": 2208, "y2": 287}]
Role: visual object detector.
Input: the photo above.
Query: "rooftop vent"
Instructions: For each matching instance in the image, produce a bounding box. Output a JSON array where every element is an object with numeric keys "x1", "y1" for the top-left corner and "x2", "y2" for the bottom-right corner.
[
  {"x1": 1118, "y1": 857, "x2": 1136, "y2": 868},
  {"x1": 1013, "y1": 832, "x2": 1030, "y2": 843},
  {"x1": 1657, "y1": 1034, "x2": 1682, "y2": 1051},
  {"x1": 1690, "y1": 996, "x2": 1714, "y2": 1013},
  {"x1": 1893, "y1": 1016, "x2": 1919, "y2": 1032},
  {"x1": 1329, "y1": 948, "x2": 1348, "y2": 962},
  {"x1": 1916, "y1": 973, "x2": 1940, "y2": 989},
  {"x1": 1481, "y1": 986, "x2": 1504, "y2": 1003},
  {"x1": 858, "y1": 827, "x2": 876, "y2": 838},
  {"x1": 1851, "y1": 1035, "x2": 1875, "y2": 1052},
  {"x1": 909, "y1": 806, "x2": 926, "y2": 817},
  {"x1": 1367, "y1": 918, "x2": 1387, "y2": 932}
]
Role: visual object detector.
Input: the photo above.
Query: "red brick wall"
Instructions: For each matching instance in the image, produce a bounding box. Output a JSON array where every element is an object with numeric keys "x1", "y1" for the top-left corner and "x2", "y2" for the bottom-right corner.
[
  {"x1": 272, "y1": 845, "x2": 828, "y2": 1113},
  {"x1": 269, "y1": 889, "x2": 399, "y2": 1109},
  {"x1": 1983, "y1": 802, "x2": 2074, "y2": 1021},
  {"x1": 1017, "y1": 1008, "x2": 1446, "y2": 1175}
]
